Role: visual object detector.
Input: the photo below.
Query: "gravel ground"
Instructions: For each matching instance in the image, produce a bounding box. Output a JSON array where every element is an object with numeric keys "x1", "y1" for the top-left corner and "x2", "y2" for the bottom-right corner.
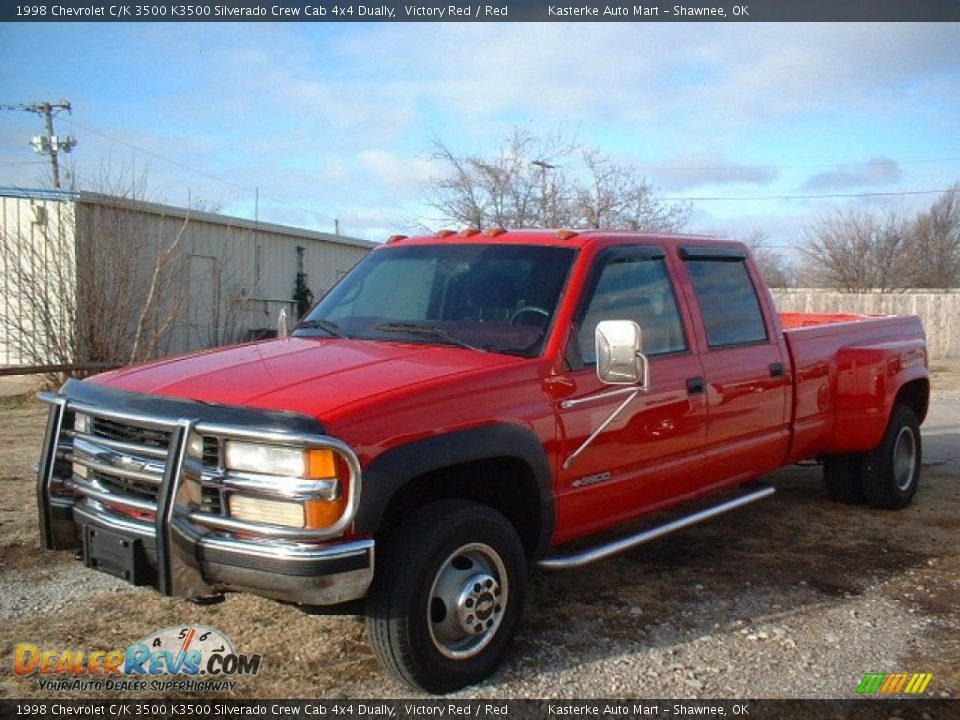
[{"x1": 1, "y1": 366, "x2": 959, "y2": 700}]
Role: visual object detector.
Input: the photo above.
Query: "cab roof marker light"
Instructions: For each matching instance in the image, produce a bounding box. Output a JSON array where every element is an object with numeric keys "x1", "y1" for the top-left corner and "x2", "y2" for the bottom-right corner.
[
  {"x1": 484, "y1": 227, "x2": 507, "y2": 237},
  {"x1": 386, "y1": 234, "x2": 408, "y2": 244},
  {"x1": 556, "y1": 229, "x2": 579, "y2": 240},
  {"x1": 435, "y1": 229, "x2": 456, "y2": 238},
  {"x1": 458, "y1": 228, "x2": 481, "y2": 237}
]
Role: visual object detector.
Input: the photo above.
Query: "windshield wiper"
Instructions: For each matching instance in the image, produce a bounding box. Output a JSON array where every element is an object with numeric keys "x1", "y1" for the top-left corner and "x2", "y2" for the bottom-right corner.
[
  {"x1": 373, "y1": 322, "x2": 482, "y2": 352},
  {"x1": 296, "y1": 319, "x2": 344, "y2": 337}
]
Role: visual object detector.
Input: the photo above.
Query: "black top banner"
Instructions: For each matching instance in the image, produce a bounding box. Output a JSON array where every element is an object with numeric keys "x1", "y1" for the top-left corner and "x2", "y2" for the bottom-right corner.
[{"x1": 4, "y1": 0, "x2": 960, "y2": 22}]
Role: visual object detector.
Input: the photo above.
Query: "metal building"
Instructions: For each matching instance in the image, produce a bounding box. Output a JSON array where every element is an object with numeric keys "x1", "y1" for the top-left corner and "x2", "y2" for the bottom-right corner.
[{"x1": 0, "y1": 187, "x2": 376, "y2": 367}]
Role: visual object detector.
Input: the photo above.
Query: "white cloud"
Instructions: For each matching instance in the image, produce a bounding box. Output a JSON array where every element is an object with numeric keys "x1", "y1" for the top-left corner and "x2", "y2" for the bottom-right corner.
[
  {"x1": 323, "y1": 23, "x2": 960, "y2": 140},
  {"x1": 651, "y1": 154, "x2": 779, "y2": 190},
  {"x1": 357, "y1": 149, "x2": 433, "y2": 199},
  {"x1": 802, "y1": 157, "x2": 904, "y2": 191}
]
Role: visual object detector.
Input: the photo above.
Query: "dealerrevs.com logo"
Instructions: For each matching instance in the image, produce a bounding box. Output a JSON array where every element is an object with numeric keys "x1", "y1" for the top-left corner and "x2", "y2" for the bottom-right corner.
[{"x1": 13, "y1": 625, "x2": 262, "y2": 692}]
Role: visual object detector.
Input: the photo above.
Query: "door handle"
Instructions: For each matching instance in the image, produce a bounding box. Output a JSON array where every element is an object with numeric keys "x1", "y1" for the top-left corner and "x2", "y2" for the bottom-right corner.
[
  {"x1": 686, "y1": 376, "x2": 705, "y2": 395},
  {"x1": 769, "y1": 362, "x2": 785, "y2": 378}
]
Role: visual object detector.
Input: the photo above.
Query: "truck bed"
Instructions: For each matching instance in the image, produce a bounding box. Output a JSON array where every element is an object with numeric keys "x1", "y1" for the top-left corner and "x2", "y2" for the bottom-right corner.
[
  {"x1": 780, "y1": 312, "x2": 927, "y2": 463},
  {"x1": 779, "y1": 311, "x2": 880, "y2": 329}
]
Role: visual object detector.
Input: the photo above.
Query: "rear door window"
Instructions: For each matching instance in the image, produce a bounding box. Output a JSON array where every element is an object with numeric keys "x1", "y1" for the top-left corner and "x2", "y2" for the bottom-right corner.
[{"x1": 684, "y1": 256, "x2": 768, "y2": 347}]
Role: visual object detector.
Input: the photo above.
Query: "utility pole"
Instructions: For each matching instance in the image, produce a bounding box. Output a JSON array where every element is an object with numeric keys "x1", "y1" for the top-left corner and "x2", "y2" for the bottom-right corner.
[
  {"x1": 0, "y1": 100, "x2": 77, "y2": 188},
  {"x1": 531, "y1": 160, "x2": 556, "y2": 227}
]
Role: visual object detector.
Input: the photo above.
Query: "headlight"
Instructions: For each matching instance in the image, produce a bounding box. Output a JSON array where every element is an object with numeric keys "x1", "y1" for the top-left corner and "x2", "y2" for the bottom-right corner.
[
  {"x1": 222, "y1": 441, "x2": 345, "y2": 529},
  {"x1": 224, "y1": 441, "x2": 337, "y2": 479}
]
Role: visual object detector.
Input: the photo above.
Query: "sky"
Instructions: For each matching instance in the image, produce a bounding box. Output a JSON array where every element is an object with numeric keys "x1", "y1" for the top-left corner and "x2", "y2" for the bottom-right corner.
[{"x1": 1, "y1": 22, "x2": 959, "y2": 254}]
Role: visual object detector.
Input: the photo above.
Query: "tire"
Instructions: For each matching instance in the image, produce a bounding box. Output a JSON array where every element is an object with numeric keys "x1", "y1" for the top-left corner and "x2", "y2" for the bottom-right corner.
[
  {"x1": 823, "y1": 454, "x2": 866, "y2": 504},
  {"x1": 861, "y1": 405, "x2": 922, "y2": 510},
  {"x1": 365, "y1": 500, "x2": 527, "y2": 694}
]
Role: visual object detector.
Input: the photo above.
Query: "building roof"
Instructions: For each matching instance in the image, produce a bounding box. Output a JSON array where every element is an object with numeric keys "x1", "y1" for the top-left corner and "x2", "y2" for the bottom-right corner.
[
  {"x1": 0, "y1": 186, "x2": 377, "y2": 250},
  {"x1": 0, "y1": 186, "x2": 80, "y2": 202}
]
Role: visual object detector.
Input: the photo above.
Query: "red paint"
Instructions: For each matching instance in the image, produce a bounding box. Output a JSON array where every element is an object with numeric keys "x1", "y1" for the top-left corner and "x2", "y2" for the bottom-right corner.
[{"x1": 88, "y1": 231, "x2": 928, "y2": 549}]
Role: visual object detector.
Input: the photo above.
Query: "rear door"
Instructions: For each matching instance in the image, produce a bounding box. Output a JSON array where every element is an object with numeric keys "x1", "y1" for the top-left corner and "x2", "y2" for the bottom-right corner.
[
  {"x1": 677, "y1": 246, "x2": 790, "y2": 487},
  {"x1": 553, "y1": 245, "x2": 708, "y2": 543}
]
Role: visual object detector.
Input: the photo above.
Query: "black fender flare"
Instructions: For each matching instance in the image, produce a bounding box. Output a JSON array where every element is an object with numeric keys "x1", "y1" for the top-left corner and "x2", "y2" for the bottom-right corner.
[{"x1": 353, "y1": 423, "x2": 556, "y2": 558}]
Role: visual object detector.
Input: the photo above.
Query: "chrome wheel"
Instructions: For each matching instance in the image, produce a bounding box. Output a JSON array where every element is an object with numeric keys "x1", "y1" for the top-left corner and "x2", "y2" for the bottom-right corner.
[
  {"x1": 427, "y1": 543, "x2": 508, "y2": 660},
  {"x1": 366, "y1": 500, "x2": 526, "y2": 692},
  {"x1": 861, "y1": 405, "x2": 922, "y2": 510},
  {"x1": 893, "y1": 426, "x2": 917, "y2": 492}
]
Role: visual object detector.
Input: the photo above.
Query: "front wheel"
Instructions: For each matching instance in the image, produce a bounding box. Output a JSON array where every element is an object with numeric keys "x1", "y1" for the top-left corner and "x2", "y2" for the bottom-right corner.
[
  {"x1": 861, "y1": 405, "x2": 922, "y2": 510},
  {"x1": 365, "y1": 500, "x2": 526, "y2": 693}
]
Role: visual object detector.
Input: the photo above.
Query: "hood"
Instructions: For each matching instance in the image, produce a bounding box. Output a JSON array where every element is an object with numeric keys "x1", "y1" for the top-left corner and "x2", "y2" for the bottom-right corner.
[{"x1": 89, "y1": 337, "x2": 525, "y2": 420}]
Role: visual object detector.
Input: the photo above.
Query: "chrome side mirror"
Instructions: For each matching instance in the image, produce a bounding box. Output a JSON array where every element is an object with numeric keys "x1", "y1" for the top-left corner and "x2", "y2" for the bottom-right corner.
[
  {"x1": 277, "y1": 307, "x2": 289, "y2": 338},
  {"x1": 595, "y1": 319, "x2": 649, "y2": 389}
]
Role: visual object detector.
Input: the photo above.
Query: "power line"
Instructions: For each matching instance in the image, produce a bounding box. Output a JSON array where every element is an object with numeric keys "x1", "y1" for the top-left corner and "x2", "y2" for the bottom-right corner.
[
  {"x1": 662, "y1": 189, "x2": 951, "y2": 202},
  {"x1": 634, "y1": 157, "x2": 960, "y2": 172},
  {"x1": 61, "y1": 118, "x2": 337, "y2": 226}
]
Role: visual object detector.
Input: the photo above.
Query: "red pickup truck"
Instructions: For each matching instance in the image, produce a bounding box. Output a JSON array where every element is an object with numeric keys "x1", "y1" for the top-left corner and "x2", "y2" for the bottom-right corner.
[{"x1": 36, "y1": 230, "x2": 928, "y2": 693}]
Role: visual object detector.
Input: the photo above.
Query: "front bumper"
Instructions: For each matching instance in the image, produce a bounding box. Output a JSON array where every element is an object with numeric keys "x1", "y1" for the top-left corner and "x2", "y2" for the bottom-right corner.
[{"x1": 37, "y1": 383, "x2": 373, "y2": 606}]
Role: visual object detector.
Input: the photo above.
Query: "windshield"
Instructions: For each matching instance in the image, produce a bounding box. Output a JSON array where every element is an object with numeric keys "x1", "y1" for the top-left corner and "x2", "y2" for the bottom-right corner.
[{"x1": 295, "y1": 244, "x2": 576, "y2": 357}]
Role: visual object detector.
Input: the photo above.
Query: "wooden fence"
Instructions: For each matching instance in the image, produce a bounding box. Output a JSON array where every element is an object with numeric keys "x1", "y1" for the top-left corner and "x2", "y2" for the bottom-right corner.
[{"x1": 772, "y1": 289, "x2": 960, "y2": 360}]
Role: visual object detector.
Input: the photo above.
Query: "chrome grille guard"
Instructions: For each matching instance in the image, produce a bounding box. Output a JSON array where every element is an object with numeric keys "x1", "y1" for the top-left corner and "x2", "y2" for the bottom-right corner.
[{"x1": 36, "y1": 381, "x2": 363, "y2": 598}]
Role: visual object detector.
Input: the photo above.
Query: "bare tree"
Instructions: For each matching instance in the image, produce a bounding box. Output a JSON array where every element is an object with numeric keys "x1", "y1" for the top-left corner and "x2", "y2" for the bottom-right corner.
[
  {"x1": 800, "y1": 209, "x2": 908, "y2": 292},
  {"x1": 0, "y1": 201, "x2": 78, "y2": 376},
  {"x1": 904, "y1": 184, "x2": 960, "y2": 289},
  {"x1": 740, "y1": 230, "x2": 794, "y2": 288},
  {"x1": 74, "y1": 197, "x2": 189, "y2": 364},
  {"x1": 574, "y1": 149, "x2": 689, "y2": 231},
  {"x1": 800, "y1": 186, "x2": 960, "y2": 291},
  {"x1": 424, "y1": 127, "x2": 688, "y2": 232},
  {"x1": 0, "y1": 172, "x2": 189, "y2": 382},
  {"x1": 424, "y1": 127, "x2": 574, "y2": 229}
]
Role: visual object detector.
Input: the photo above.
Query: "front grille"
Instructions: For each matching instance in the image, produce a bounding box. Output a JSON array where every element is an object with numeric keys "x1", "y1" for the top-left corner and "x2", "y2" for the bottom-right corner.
[
  {"x1": 71, "y1": 416, "x2": 228, "y2": 519},
  {"x1": 92, "y1": 470, "x2": 160, "y2": 503},
  {"x1": 198, "y1": 484, "x2": 223, "y2": 514},
  {"x1": 202, "y1": 436, "x2": 220, "y2": 467},
  {"x1": 69, "y1": 415, "x2": 173, "y2": 515},
  {"x1": 92, "y1": 416, "x2": 171, "y2": 451}
]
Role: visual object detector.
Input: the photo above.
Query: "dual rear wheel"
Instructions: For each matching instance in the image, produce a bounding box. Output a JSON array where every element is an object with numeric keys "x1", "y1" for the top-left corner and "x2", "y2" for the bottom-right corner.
[{"x1": 823, "y1": 405, "x2": 921, "y2": 510}]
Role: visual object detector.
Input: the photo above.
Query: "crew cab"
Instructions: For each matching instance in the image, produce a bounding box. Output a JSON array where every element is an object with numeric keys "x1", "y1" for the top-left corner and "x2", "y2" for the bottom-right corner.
[{"x1": 35, "y1": 229, "x2": 929, "y2": 693}]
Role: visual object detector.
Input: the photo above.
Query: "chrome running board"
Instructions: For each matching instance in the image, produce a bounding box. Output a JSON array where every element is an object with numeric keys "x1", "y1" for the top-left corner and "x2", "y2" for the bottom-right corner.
[{"x1": 537, "y1": 482, "x2": 776, "y2": 570}]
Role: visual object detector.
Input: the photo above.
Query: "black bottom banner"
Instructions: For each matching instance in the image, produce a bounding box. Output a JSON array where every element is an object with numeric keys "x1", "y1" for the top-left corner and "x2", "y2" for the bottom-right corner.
[{"x1": 1, "y1": 699, "x2": 956, "y2": 720}]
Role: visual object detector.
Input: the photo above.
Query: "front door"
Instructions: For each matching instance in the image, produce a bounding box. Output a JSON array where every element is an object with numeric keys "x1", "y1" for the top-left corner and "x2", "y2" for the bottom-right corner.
[{"x1": 553, "y1": 246, "x2": 708, "y2": 544}]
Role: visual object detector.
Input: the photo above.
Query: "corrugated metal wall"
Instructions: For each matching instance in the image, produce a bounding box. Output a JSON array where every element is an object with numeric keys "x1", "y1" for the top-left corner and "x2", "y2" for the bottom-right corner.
[
  {"x1": 0, "y1": 189, "x2": 374, "y2": 366},
  {"x1": 74, "y1": 195, "x2": 374, "y2": 357},
  {"x1": 159, "y1": 209, "x2": 373, "y2": 353},
  {"x1": 772, "y1": 289, "x2": 960, "y2": 360},
  {"x1": 0, "y1": 193, "x2": 77, "y2": 366}
]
